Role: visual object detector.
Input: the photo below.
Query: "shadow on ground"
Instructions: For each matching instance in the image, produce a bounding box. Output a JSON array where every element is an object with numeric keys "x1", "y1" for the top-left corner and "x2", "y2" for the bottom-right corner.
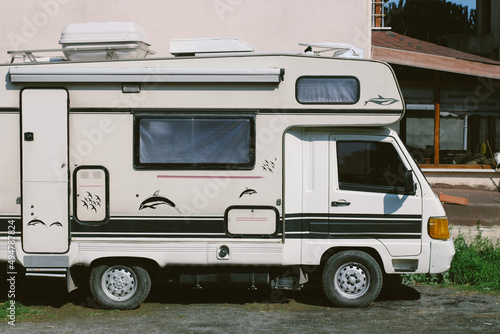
[{"x1": 1, "y1": 271, "x2": 421, "y2": 310}]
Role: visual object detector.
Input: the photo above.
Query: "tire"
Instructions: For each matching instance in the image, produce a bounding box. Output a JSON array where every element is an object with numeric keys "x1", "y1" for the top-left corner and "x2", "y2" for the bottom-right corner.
[
  {"x1": 322, "y1": 250, "x2": 383, "y2": 307},
  {"x1": 89, "y1": 263, "x2": 151, "y2": 310}
]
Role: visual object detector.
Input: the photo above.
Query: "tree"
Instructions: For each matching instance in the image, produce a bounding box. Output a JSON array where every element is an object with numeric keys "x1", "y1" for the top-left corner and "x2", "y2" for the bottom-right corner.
[{"x1": 386, "y1": 0, "x2": 476, "y2": 43}]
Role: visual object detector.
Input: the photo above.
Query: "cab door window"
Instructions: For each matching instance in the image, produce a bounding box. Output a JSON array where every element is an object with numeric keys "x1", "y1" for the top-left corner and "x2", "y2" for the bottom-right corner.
[{"x1": 337, "y1": 141, "x2": 407, "y2": 193}]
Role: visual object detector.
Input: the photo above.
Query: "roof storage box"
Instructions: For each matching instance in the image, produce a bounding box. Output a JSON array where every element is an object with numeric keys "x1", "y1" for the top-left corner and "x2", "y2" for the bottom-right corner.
[{"x1": 59, "y1": 22, "x2": 151, "y2": 61}]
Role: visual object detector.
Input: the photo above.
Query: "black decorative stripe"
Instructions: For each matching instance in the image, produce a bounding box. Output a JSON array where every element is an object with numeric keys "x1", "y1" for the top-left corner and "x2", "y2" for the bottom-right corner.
[
  {"x1": 71, "y1": 216, "x2": 226, "y2": 237},
  {"x1": 69, "y1": 213, "x2": 422, "y2": 240},
  {"x1": 285, "y1": 213, "x2": 422, "y2": 220},
  {"x1": 284, "y1": 233, "x2": 421, "y2": 239},
  {"x1": 286, "y1": 212, "x2": 422, "y2": 239}
]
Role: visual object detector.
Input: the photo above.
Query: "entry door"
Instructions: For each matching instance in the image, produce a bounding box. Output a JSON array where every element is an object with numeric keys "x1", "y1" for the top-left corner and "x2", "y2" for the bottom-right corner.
[
  {"x1": 21, "y1": 89, "x2": 69, "y2": 253},
  {"x1": 329, "y1": 134, "x2": 422, "y2": 256}
]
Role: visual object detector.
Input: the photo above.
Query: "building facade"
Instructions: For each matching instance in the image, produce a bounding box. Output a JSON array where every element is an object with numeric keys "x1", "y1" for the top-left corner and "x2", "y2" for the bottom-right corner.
[
  {"x1": 0, "y1": 0, "x2": 372, "y2": 58},
  {"x1": 372, "y1": 0, "x2": 500, "y2": 190}
]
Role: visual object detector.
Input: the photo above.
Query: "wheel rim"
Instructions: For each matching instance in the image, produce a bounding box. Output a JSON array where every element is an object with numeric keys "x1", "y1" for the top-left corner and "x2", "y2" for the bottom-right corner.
[
  {"x1": 334, "y1": 262, "x2": 370, "y2": 299},
  {"x1": 101, "y1": 266, "x2": 138, "y2": 301}
]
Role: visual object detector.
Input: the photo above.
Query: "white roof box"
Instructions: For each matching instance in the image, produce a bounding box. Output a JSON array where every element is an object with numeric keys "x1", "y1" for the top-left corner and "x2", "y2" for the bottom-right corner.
[
  {"x1": 59, "y1": 22, "x2": 152, "y2": 61},
  {"x1": 170, "y1": 38, "x2": 253, "y2": 56}
]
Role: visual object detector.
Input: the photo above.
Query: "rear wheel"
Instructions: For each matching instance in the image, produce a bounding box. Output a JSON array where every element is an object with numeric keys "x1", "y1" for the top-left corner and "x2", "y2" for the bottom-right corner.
[
  {"x1": 90, "y1": 263, "x2": 151, "y2": 310},
  {"x1": 322, "y1": 250, "x2": 383, "y2": 307}
]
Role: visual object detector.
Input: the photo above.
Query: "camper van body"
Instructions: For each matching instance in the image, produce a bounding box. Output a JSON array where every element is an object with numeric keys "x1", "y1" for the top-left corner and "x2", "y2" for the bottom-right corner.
[{"x1": 0, "y1": 41, "x2": 454, "y2": 309}]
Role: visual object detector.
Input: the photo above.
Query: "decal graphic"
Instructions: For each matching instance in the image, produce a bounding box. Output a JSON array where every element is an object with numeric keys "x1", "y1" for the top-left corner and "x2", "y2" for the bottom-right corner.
[
  {"x1": 27, "y1": 219, "x2": 63, "y2": 228},
  {"x1": 261, "y1": 158, "x2": 277, "y2": 173},
  {"x1": 239, "y1": 188, "x2": 257, "y2": 198},
  {"x1": 364, "y1": 95, "x2": 399, "y2": 106},
  {"x1": 81, "y1": 191, "x2": 101, "y2": 213},
  {"x1": 139, "y1": 190, "x2": 182, "y2": 213},
  {"x1": 27, "y1": 219, "x2": 46, "y2": 227}
]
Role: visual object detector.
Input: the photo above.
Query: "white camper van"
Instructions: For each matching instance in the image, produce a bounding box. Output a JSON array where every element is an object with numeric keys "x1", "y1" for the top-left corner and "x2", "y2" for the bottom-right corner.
[{"x1": 0, "y1": 23, "x2": 454, "y2": 309}]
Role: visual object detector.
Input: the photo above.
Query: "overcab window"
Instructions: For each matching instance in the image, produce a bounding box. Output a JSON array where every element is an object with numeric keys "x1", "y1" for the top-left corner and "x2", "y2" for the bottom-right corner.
[
  {"x1": 134, "y1": 116, "x2": 255, "y2": 170},
  {"x1": 296, "y1": 76, "x2": 359, "y2": 104}
]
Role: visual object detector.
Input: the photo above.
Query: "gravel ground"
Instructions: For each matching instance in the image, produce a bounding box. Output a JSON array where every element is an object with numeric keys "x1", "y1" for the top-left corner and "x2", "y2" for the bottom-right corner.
[{"x1": 2, "y1": 280, "x2": 499, "y2": 334}]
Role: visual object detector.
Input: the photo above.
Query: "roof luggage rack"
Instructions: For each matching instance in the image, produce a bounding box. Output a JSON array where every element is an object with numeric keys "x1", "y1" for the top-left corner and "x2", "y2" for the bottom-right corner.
[
  {"x1": 7, "y1": 22, "x2": 155, "y2": 63},
  {"x1": 7, "y1": 46, "x2": 156, "y2": 64}
]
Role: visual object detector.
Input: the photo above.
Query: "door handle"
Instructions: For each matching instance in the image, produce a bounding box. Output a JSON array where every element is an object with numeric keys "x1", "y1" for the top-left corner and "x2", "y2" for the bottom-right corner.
[{"x1": 331, "y1": 200, "x2": 351, "y2": 207}]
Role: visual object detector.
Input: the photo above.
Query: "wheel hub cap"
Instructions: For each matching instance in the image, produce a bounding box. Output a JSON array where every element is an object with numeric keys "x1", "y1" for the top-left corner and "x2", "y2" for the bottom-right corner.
[
  {"x1": 102, "y1": 267, "x2": 137, "y2": 301},
  {"x1": 335, "y1": 263, "x2": 370, "y2": 298}
]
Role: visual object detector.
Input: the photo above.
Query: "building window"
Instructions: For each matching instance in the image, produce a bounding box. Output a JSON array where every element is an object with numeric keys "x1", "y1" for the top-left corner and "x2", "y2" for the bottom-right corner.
[
  {"x1": 371, "y1": 1, "x2": 390, "y2": 29},
  {"x1": 296, "y1": 76, "x2": 359, "y2": 104},
  {"x1": 404, "y1": 110, "x2": 500, "y2": 166},
  {"x1": 398, "y1": 73, "x2": 500, "y2": 168},
  {"x1": 134, "y1": 116, "x2": 255, "y2": 170}
]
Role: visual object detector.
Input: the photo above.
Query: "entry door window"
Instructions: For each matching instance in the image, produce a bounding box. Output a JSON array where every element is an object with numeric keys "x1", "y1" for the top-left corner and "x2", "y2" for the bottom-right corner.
[{"x1": 337, "y1": 141, "x2": 407, "y2": 193}]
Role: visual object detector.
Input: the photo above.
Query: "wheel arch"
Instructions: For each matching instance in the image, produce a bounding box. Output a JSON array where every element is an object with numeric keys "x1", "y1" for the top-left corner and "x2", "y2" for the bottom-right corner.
[
  {"x1": 89, "y1": 256, "x2": 161, "y2": 273},
  {"x1": 319, "y1": 246, "x2": 386, "y2": 273}
]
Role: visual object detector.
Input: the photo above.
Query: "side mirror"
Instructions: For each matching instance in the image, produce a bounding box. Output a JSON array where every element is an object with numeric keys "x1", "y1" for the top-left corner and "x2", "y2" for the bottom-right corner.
[{"x1": 404, "y1": 170, "x2": 416, "y2": 196}]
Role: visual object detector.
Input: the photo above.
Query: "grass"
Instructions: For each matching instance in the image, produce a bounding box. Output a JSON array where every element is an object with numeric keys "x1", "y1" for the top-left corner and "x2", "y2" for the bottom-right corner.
[
  {"x1": 0, "y1": 301, "x2": 44, "y2": 323},
  {"x1": 403, "y1": 224, "x2": 500, "y2": 291}
]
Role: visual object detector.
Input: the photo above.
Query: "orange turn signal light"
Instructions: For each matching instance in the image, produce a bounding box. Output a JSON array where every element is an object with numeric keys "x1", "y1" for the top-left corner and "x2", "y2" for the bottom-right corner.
[{"x1": 428, "y1": 217, "x2": 450, "y2": 240}]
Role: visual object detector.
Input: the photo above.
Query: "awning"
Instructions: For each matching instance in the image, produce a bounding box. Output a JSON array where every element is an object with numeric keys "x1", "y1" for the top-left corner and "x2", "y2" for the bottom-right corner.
[
  {"x1": 372, "y1": 31, "x2": 500, "y2": 80},
  {"x1": 9, "y1": 67, "x2": 284, "y2": 83}
]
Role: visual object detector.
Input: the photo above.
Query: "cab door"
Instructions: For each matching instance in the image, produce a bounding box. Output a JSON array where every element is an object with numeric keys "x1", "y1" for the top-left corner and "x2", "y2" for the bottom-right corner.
[
  {"x1": 329, "y1": 134, "x2": 422, "y2": 256},
  {"x1": 21, "y1": 89, "x2": 69, "y2": 253}
]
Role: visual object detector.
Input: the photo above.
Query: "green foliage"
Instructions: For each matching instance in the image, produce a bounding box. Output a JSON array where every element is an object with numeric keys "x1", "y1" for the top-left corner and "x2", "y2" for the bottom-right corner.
[
  {"x1": 0, "y1": 301, "x2": 42, "y2": 321},
  {"x1": 403, "y1": 227, "x2": 500, "y2": 291},
  {"x1": 386, "y1": 0, "x2": 476, "y2": 43}
]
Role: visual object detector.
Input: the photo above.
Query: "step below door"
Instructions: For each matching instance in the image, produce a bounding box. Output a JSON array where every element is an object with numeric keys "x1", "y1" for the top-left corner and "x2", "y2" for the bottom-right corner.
[{"x1": 21, "y1": 89, "x2": 69, "y2": 253}]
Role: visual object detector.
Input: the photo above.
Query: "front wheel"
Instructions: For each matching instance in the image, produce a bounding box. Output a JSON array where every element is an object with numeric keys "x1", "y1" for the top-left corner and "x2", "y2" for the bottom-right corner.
[
  {"x1": 90, "y1": 263, "x2": 151, "y2": 310},
  {"x1": 322, "y1": 250, "x2": 383, "y2": 307}
]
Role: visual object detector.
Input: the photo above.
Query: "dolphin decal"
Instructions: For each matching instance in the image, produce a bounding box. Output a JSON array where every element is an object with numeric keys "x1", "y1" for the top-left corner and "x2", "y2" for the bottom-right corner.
[
  {"x1": 27, "y1": 219, "x2": 63, "y2": 228},
  {"x1": 239, "y1": 188, "x2": 257, "y2": 198},
  {"x1": 364, "y1": 95, "x2": 399, "y2": 106},
  {"x1": 139, "y1": 190, "x2": 182, "y2": 213},
  {"x1": 27, "y1": 219, "x2": 46, "y2": 227}
]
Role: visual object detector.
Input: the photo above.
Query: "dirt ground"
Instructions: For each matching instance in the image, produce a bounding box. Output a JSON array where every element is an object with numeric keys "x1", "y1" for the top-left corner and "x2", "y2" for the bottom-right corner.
[{"x1": 2, "y1": 278, "x2": 499, "y2": 334}]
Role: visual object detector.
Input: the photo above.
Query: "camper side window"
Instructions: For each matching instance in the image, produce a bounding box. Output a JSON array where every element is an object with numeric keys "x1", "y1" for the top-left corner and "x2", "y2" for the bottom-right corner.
[
  {"x1": 134, "y1": 116, "x2": 255, "y2": 170},
  {"x1": 296, "y1": 76, "x2": 359, "y2": 104},
  {"x1": 337, "y1": 141, "x2": 407, "y2": 193}
]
